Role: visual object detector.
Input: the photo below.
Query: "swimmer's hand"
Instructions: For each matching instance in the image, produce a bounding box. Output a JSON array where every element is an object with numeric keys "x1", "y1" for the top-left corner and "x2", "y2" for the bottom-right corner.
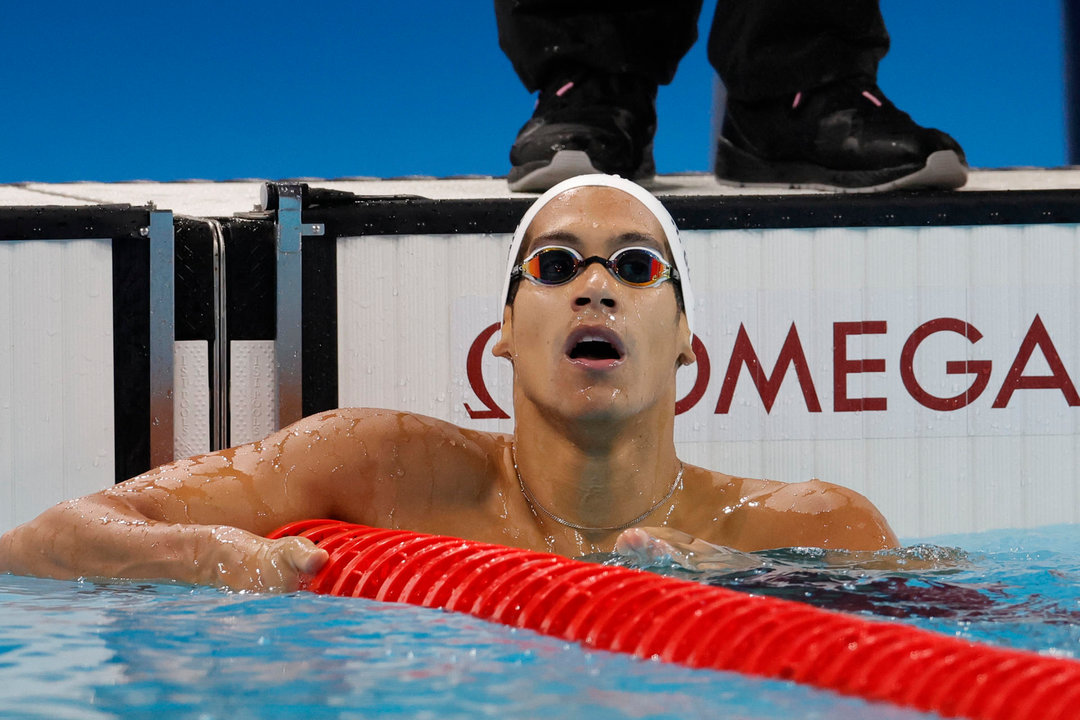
[
  {"x1": 614, "y1": 527, "x2": 762, "y2": 572},
  {"x1": 203, "y1": 528, "x2": 329, "y2": 593}
]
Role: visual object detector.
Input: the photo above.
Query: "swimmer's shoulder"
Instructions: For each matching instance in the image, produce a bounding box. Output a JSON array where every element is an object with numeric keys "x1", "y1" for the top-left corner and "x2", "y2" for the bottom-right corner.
[
  {"x1": 295, "y1": 408, "x2": 507, "y2": 449},
  {"x1": 273, "y1": 409, "x2": 511, "y2": 524},
  {"x1": 688, "y1": 468, "x2": 897, "y2": 551},
  {"x1": 295, "y1": 408, "x2": 511, "y2": 483},
  {"x1": 762, "y1": 477, "x2": 898, "y2": 551}
]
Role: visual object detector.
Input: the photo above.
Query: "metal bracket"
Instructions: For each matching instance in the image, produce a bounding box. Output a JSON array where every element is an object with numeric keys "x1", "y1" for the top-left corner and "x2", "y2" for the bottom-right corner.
[
  {"x1": 147, "y1": 210, "x2": 175, "y2": 467},
  {"x1": 206, "y1": 218, "x2": 228, "y2": 451},
  {"x1": 272, "y1": 183, "x2": 325, "y2": 430}
]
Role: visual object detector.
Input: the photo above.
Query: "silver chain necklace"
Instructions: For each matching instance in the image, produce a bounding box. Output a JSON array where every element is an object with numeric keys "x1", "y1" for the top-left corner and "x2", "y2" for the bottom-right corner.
[{"x1": 511, "y1": 445, "x2": 685, "y2": 533}]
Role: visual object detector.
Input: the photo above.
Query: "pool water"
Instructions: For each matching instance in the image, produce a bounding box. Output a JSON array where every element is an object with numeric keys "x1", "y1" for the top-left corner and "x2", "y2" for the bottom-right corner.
[
  {"x1": 645, "y1": 523, "x2": 1080, "y2": 658},
  {"x1": 1, "y1": 524, "x2": 1078, "y2": 720}
]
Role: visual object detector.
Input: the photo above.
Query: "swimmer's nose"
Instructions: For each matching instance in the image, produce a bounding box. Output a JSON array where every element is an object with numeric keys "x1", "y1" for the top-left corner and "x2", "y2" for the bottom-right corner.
[{"x1": 573, "y1": 263, "x2": 617, "y2": 310}]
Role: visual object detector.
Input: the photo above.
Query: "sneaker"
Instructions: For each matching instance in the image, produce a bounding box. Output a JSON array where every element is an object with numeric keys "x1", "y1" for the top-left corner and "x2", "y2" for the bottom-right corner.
[
  {"x1": 507, "y1": 72, "x2": 658, "y2": 192},
  {"x1": 715, "y1": 79, "x2": 968, "y2": 192}
]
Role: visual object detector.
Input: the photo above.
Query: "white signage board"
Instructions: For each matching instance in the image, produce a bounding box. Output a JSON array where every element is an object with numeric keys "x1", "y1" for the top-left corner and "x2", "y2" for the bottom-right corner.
[
  {"x1": 0, "y1": 239, "x2": 115, "y2": 534},
  {"x1": 338, "y1": 224, "x2": 1080, "y2": 538}
]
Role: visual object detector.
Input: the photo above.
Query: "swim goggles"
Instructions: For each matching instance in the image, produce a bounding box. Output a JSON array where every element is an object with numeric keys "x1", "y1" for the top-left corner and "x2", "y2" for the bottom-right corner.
[{"x1": 510, "y1": 245, "x2": 680, "y2": 289}]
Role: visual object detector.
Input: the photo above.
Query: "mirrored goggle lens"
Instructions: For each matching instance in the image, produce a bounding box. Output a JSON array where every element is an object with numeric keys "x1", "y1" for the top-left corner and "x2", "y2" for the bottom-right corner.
[
  {"x1": 524, "y1": 247, "x2": 580, "y2": 284},
  {"x1": 520, "y1": 246, "x2": 672, "y2": 287},
  {"x1": 611, "y1": 248, "x2": 668, "y2": 286}
]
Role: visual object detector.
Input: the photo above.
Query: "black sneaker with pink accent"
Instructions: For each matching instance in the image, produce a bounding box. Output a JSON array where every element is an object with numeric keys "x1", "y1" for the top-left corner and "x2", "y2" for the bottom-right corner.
[
  {"x1": 507, "y1": 72, "x2": 657, "y2": 193},
  {"x1": 715, "y1": 79, "x2": 968, "y2": 192}
]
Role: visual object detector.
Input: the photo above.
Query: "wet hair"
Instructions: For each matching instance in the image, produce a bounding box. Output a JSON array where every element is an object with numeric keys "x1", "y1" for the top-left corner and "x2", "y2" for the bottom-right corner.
[{"x1": 500, "y1": 175, "x2": 694, "y2": 333}]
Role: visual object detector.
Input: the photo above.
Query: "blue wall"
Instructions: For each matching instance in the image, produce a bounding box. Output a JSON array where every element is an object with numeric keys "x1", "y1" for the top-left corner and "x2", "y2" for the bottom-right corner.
[{"x1": 0, "y1": 0, "x2": 1066, "y2": 182}]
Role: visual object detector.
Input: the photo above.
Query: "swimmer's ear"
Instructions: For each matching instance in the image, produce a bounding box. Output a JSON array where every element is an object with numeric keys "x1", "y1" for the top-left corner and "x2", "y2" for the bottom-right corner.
[
  {"x1": 675, "y1": 313, "x2": 695, "y2": 367},
  {"x1": 492, "y1": 306, "x2": 514, "y2": 362}
]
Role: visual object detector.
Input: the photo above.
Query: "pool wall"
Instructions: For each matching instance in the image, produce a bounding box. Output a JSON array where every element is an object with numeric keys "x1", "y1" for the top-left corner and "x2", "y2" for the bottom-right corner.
[{"x1": 3, "y1": 178, "x2": 1080, "y2": 538}]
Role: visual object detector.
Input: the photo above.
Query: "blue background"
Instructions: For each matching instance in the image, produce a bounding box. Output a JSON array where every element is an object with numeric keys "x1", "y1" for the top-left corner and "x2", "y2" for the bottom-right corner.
[{"x1": 0, "y1": 0, "x2": 1068, "y2": 183}]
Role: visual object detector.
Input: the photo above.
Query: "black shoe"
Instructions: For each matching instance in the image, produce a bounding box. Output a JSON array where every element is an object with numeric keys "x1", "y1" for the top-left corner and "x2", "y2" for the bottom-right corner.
[
  {"x1": 507, "y1": 72, "x2": 658, "y2": 192},
  {"x1": 715, "y1": 79, "x2": 968, "y2": 192}
]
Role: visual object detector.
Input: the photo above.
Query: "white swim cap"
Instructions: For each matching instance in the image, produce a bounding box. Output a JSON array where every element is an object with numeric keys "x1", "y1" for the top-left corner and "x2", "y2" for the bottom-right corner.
[{"x1": 500, "y1": 174, "x2": 694, "y2": 334}]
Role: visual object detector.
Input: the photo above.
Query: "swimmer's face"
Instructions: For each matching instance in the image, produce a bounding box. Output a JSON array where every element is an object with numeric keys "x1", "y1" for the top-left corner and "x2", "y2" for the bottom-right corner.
[{"x1": 494, "y1": 186, "x2": 695, "y2": 421}]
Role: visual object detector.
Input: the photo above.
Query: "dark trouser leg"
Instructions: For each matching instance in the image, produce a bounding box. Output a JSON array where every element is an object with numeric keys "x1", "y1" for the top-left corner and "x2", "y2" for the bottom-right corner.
[
  {"x1": 708, "y1": 0, "x2": 967, "y2": 190},
  {"x1": 707, "y1": 0, "x2": 889, "y2": 102},
  {"x1": 495, "y1": 0, "x2": 704, "y2": 91}
]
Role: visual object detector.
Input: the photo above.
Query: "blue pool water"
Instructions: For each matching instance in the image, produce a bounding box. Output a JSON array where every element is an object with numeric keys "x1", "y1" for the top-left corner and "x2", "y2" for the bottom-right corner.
[{"x1": 1, "y1": 524, "x2": 1078, "y2": 720}]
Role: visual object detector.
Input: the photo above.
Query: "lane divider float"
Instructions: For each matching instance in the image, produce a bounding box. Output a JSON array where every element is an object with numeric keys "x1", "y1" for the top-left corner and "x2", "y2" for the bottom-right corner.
[{"x1": 269, "y1": 519, "x2": 1080, "y2": 720}]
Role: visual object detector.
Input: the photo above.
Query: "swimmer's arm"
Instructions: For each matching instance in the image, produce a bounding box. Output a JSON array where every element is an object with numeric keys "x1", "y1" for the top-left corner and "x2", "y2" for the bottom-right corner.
[
  {"x1": 0, "y1": 499, "x2": 327, "y2": 592},
  {"x1": 0, "y1": 410, "x2": 387, "y2": 591}
]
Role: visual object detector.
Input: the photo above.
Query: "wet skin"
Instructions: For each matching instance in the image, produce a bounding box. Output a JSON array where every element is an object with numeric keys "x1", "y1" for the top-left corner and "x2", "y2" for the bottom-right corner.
[{"x1": 0, "y1": 187, "x2": 897, "y2": 592}]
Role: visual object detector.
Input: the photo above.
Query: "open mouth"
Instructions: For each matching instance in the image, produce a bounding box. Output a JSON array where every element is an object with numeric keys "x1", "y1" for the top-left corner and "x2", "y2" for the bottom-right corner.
[
  {"x1": 565, "y1": 328, "x2": 626, "y2": 366},
  {"x1": 569, "y1": 339, "x2": 622, "y2": 361}
]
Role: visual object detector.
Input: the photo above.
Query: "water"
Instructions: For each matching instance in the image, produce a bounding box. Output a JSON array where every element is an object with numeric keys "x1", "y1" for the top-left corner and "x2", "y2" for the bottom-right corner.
[
  {"x1": 621, "y1": 524, "x2": 1080, "y2": 658},
  {"x1": 1, "y1": 524, "x2": 1078, "y2": 720}
]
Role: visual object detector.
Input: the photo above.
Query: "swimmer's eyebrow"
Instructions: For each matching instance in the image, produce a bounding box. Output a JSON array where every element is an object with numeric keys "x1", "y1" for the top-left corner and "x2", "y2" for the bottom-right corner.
[
  {"x1": 612, "y1": 232, "x2": 666, "y2": 256},
  {"x1": 526, "y1": 230, "x2": 667, "y2": 257},
  {"x1": 525, "y1": 230, "x2": 582, "y2": 255}
]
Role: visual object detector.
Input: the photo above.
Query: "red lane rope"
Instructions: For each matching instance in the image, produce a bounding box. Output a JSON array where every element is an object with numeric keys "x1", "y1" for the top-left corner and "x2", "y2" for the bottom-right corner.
[{"x1": 269, "y1": 520, "x2": 1080, "y2": 720}]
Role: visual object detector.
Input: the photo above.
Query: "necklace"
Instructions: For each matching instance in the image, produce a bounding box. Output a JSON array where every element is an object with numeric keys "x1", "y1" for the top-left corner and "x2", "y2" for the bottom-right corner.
[{"x1": 511, "y1": 445, "x2": 684, "y2": 532}]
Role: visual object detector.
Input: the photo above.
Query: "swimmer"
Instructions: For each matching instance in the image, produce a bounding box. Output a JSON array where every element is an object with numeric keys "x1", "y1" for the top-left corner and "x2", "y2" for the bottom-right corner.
[{"x1": 0, "y1": 174, "x2": 897, "y2": 592}]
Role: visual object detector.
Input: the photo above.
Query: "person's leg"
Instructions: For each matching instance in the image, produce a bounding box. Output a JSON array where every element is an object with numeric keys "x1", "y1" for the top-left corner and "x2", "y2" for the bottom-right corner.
[
  {"x1": 709, "y1": 0, "x2": 889, "y2": 101},
  {"x1": 708, "y1": 0, "x2": 967, "y2": 191},
  {"x1": 496, "y1": 0, "x2": 703, "y2": 192}
]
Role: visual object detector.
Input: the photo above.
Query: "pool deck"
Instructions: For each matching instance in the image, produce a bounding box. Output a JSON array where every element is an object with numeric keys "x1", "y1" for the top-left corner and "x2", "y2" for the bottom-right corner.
[{"x1": 1, "y1": 167, "x2": 1079, "y2": 217}]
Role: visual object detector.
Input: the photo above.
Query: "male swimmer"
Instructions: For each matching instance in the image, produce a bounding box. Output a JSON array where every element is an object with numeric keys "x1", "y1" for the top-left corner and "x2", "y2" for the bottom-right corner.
[{"x1": 0, "y1": 175, "x2": 897, "y2": 592}]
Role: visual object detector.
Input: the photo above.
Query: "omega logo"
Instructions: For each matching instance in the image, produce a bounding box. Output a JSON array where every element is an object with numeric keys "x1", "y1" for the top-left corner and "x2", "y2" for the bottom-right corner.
[{"x1": 464, "y1": 315, "x2": 1080, "y2": 419}]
